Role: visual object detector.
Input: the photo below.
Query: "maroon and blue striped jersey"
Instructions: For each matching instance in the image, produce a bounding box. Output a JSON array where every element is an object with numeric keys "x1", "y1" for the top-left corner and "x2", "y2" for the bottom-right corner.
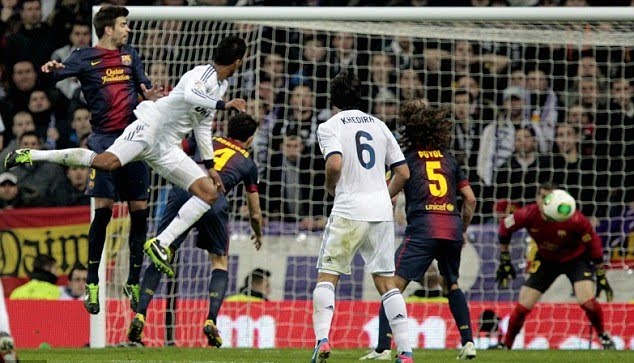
[
  {"x1": 403, "y1": 148, "x2": 469, "y2": 241},
  {"x1": 50, "y1": 45, "x2": 151, "y2": 134}
]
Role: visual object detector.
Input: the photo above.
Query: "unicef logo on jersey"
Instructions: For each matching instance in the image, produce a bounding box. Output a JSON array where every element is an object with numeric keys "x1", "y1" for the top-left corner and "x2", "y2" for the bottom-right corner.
[{"x1": 424, "y1": 203, "x2": 454, "y2": 212}]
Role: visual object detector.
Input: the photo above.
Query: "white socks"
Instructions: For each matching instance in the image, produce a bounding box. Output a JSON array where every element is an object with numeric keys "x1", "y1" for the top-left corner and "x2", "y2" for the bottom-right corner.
[
  {"x1": 312, "y1": 281, "x2": 335, "y2": 342},
  {"x1": 157, "y1": 195, "x2": 211, "y2": 248},
  {"x1": 382, "y1": 288, "x2": 411, "y2": 354},
  {"x1": 30, "y1": 149, "x2": 96, "y2": 167}
]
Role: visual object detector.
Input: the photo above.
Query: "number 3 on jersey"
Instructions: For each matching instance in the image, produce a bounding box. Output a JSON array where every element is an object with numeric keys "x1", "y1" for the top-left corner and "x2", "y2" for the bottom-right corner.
[
  {"x1": 425, "y1": 161, "x2": 448, "y2": 197},
  {"x1": 213, "y1": 148, "x2": 236, "y2": 171},
  {"x1": 355, "y1": 131, "x2": 375, "y2": 169}
]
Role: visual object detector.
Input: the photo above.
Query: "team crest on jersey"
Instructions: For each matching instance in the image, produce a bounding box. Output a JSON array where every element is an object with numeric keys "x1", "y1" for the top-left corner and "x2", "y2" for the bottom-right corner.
[
  {"x1": 558, "y1": 230, "x2": 567, "y2": 238},
  {"x1": 121, "y1": 54, "x2": 132, "y2": 65},
  {"x1": 504, "y1": 215, "x2": 515, "y2": 228}
]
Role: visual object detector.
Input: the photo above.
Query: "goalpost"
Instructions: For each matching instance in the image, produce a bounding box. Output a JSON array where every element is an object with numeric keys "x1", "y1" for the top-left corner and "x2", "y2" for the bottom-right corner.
[{"x1": 92, "y1": 6, "x2": 634, "y2": 350}]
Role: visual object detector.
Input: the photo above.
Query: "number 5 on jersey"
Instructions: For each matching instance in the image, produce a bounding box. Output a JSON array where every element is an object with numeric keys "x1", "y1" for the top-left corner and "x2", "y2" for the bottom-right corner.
[{"x1": 425, "y1": 160, "x2": 447, "y2": 197}]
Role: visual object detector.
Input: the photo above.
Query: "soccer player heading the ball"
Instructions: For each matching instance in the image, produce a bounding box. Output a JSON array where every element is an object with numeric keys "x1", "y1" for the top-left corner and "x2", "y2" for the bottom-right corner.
[
  {"x1": 496, "y1": 183, "x2": 616, "y2": 350},
  {"x1": 5, "y1": 35, "x2": 248, "y2": 278}
]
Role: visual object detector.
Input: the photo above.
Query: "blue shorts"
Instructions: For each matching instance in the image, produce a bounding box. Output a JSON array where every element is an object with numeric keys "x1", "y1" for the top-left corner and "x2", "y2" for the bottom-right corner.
[
  {"x1": 86, "y1": 133, "x2": 149, "y2": 201},
  {"x1": 394, "y1": 235, "x2": 462, "y2": 287},
  {"x1": 158, "y1": 187, "x2": 230, "y2": 255}
]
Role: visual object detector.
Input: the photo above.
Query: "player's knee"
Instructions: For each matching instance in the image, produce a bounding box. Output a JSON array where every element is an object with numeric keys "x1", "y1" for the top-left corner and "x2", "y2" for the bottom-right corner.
[{"x1": 93, "y1": 153, "x2": 122, "y2": 171}]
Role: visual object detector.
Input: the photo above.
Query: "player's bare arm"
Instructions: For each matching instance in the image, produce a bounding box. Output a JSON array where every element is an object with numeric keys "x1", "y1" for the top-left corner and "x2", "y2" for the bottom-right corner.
[
  {"x1": 459, "y1": 185, "x2": 476, "y2": 231},
  {"x1": 324, "y1": 153, "x2": 343, "y2": 197},
  {"x1": 387, "y1": 163, "x2": 410, "y2": 198},
  {"x1": 41, "y1": 60, "x2": 64, "y2": 73},
  {"x1": 246, "y1": 191, "x2": 263, "y2": 251}
]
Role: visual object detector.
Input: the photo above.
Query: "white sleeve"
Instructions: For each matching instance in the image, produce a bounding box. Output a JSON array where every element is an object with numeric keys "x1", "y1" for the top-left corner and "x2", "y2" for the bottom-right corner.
[
  {"x1": 194, "y1": 117, "x2": 215, "y2": 163},
  {"x1": 383, "y1": 124, "x2": 405, "y2": 167},
  {"x1": 317, "y1": 122, "x2": 342, "y2": 160},
  {"x1": 183, "y1": 67, "x2": 226, "y2": 110}
]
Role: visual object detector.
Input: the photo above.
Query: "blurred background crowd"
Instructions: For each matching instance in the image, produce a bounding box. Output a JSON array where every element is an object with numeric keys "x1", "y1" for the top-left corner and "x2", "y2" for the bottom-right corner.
[{"x1": 0, "y1": 0, "x2": 632, "y2": 236}]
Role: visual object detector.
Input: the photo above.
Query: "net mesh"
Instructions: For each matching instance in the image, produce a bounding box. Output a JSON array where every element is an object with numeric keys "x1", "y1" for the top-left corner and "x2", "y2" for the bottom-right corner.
[{"x1": 101, "y1": 16, "x2": 634, "y2": 349}]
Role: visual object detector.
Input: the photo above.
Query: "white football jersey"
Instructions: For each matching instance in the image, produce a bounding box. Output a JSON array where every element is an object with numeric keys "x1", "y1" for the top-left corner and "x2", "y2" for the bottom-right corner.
[
  {"x1": 134, "y1": 64, "x2": 228, "y2": 162},
  {"x1": 317, "y1": 109, "x2": 405, "y2": 221}
]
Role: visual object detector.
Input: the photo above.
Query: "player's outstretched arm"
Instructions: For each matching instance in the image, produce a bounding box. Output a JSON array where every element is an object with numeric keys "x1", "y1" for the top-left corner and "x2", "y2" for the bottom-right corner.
[
  {"x1": 41, "y1": 60, "x2": 64, "y2": 73},
  {"x1": 387, "y1": 163, "x2": 410, "y2": 198},
  {"x1": 246, "y1": 191, "x2": 263, "y2": 251}
]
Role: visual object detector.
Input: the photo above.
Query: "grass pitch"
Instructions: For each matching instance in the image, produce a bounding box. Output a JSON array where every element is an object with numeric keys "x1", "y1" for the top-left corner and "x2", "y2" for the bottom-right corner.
[{"x1": 17, "y1": 347, "x2": 632, "y2": 363}]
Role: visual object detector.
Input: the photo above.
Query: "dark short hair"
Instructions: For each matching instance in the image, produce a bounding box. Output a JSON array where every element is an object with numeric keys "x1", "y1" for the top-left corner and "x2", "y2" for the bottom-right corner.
[
  {"x1": 33, "y1": 254, "x2": 56, "y2": 271},
  {"x1": 539, "y1": 182, "x2": 559, "y2": 192},
  {"x1": 330, "y1": 71, "x2": 361, "y2": 110},
  {"x1": 19, "y1": 130, "x2": 40, "y2": 144},
  {"x1": 247, "y1": 268, "x2": 271, "y2": 286},
  {"x1": 68, "y1": 263, "x2": 87, "y2": 281},
  {"x1": 227, "y1": 113, "x2": 257, "y2": 142},
  {"x1": 93, "y1": 5, "x2": 129, "y2": 39},
  {"x1": 212, "y1": 35, "x2": 247, "y2": 66}
]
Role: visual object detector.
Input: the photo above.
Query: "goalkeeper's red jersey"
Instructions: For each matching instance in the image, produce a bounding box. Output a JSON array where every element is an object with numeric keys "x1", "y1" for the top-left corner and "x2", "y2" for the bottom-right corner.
[{"x1": 498, "y1": 204, "x2": 603, "y2": 263}]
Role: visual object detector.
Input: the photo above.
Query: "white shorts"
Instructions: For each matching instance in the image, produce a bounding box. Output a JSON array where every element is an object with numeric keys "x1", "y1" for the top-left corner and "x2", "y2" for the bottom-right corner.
[
  {"x1": 317, "y1": 215, "x2": 395, "y2": 276},
  {"x1": 107, "y1": 112, "x2": 206, "y2": 191}
]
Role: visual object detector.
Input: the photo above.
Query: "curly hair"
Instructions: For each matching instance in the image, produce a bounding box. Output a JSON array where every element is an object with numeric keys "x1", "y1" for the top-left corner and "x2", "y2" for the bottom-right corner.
[{"x1": 398, "y1": 100, "x2": 452, "y2": 151}]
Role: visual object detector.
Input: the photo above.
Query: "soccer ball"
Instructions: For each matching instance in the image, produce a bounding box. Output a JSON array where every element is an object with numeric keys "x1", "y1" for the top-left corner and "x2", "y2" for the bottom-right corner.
[{"x1": 542, "y1": 189, "x2": 576, "y2": 222}]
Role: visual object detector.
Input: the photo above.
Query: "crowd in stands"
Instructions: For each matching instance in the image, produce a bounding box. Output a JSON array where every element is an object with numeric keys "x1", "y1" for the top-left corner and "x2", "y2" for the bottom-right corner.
[{"x1": 0, "y1": 0, "x2": 632, "y2": 233}]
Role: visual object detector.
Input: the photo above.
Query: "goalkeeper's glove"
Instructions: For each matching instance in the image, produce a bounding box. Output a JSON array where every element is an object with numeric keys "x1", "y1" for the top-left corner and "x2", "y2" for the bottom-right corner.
[
  {"x1": 495, "y1": 251, "x2": 516, "y2": 288},
  {"x1": 595, "y1": 267, "x2": 614, "y2": 302}
]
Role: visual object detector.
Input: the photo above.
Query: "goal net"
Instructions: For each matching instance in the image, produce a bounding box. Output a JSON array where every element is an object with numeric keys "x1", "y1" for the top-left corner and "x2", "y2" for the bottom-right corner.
[{"x1": 98, "y1": 7, "x2": 634, "y2": 350}]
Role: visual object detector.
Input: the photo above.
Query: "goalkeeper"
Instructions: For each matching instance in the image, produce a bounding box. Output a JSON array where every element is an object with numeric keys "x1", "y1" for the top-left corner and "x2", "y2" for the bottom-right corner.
[
  {"x1": 495, "y1": 182, "x2": 616, "y2": 350},
  {"x1": 127, "y1": 113, "x2": 263, "y2": 347}
]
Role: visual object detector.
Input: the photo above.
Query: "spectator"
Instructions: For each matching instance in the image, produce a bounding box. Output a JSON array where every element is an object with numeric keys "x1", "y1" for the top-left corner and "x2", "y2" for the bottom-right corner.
[
  {"x1": 261, "y1": 52, "x2": 287, "y2": 92},
  {"x1": 0, "y1": 0, "x2": 19, "y2": 38},
  {"x1": 289, "y1": 35, "x2": 328, "y2": 109},
  {"x1": 551, "y1": 123, "x2": 596, "y2": 216},
  {"x1": 0, "y1": 111, "x2": 35, "y2": 172},
  {"x1": 148, "y1": 62, "x2": 173, "y2": 94},
  {"x1": 52, "y1": 166, "x2": 90, "y2": 206},
  {"x1": 0, "y1": 63, "x2": 10, "y2": 101},
  {"x1": 8, "y1": 131, "x2": 66, "y2": 206},
  {"x1": 225, "y1": 268, "x2": 271, "y2": 302},
  {"x1": 51, "y1": 21, "x2": 91, "y2": 100},
  {"x1": 64, "y1": 106, "x2": 91, "y2": 148},
  {"x1": 272, "y1": 84, "x2": 325, "y2": 153},
  {"x1": 59, "y1": 263, "x2": 87, "y2": 300},
  {"x1": 4, "y1": 0, "x2": 56, "y2": 70},
  {"x1": 27, "y1": 89, "x2": 66, "y2": 149},
  {"x1": 398, "y1": 69, "x2": 425, "y2": 102},
  {"x1": 477, "y1": 87, "x2": 530, "y2": 186},
  {"x1": 455, "y1": 75, "x2": 496, "y2": 118},
  {"x1": 328, "y1": 32, "x2": 368, "y2": 86},
  {"x1": 51, "y1": 21, "x2": 91, "y2": 62},
  {"x1": 495, "y1": 126, "x2": 551, "y2": 205},
  {"x1": 452, "y1": 89, "x2": 484, "y2": 172},
  {"x1": 367, "y1": 53, "x2": 397, "y2": 102},
  {"x1": 383, "y1": 36, "x2": 424, "y2": 71},
  {"x1": 373, "y1": 93, "x2": 399, "y2": 135},
  {"x1": 10, "y1": 254, "x2": 60, "y2": 300},
  {"x1": 261, "y1": 134, "x2": 313, "y2": 224},
  {"x1": 6, "y1": 60, "x2": 38, "y2": 117},
  {"x1": 526, "y1": 68, "x2": 558, "y2": 149},
  {"x1": 0, "y1": 171, "x2": 19, "y2": 209}
]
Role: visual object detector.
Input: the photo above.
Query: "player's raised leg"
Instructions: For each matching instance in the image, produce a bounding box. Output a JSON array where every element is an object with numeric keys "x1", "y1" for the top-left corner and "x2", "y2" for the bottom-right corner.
[{"x1": 141, "y1": 148, "x2": 220, "y2": 277}]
